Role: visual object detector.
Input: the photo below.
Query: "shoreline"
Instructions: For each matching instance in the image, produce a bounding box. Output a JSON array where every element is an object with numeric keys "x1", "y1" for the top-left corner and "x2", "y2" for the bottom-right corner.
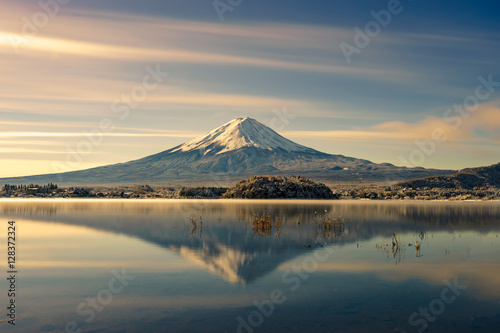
[
  {"x1": 1, "y1": 197, "x2": 499, "y2": 202},
  {"x1": 2, "y1": 182, "x2": 499, "y2": 201}
]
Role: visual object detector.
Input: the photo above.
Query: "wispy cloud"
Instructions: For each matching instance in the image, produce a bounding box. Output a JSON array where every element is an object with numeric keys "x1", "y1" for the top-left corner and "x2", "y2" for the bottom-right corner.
[
  {"x1": 0, "y1": 1, "x2": 498, "y2": 175},
  {"x1": 0, "y1": 147, "x2": 69, "y2": 154},
  {"x1": 0, "y1": 5, "x2": 415, "y2": 79},
  {"x1": 283, "y1": 102, "x2": 500, "y2": 145},
  {"x1": 0, "y1": 131, "x2": 202, "y2": 139}
]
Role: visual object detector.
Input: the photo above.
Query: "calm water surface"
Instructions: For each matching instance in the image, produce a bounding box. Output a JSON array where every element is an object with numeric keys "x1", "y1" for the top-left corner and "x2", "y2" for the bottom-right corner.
[{"x1": 0, "y1": 199, "x2": 499, "y2": 333}]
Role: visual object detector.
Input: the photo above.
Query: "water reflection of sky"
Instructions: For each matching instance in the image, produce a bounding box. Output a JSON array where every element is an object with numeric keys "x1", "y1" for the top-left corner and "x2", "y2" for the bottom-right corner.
[{"x1": 1, "y1": 200, "x2": 499, "y2": 332}]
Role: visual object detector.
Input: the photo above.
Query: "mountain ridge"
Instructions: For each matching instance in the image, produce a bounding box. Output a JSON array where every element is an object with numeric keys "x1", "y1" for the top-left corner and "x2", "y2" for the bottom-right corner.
[
  {"x1": 396, "y1": 162, "x2": 500, "y2": 189},
  {"x1": 0, "y1": 117, "x2": 453, "y2": 185}
]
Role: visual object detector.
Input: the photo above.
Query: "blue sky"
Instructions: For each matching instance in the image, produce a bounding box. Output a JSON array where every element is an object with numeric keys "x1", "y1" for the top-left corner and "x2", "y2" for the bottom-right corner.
[{"x1": 0, "y1": 0, "x2": 499, "y2": 177}]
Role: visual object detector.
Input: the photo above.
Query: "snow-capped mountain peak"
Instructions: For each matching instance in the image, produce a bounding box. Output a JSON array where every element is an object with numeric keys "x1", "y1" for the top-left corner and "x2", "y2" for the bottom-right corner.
[
  {"x1": 171, "y1": 117, "x2": 312, "y2": 155},
  {"x1": 0, "y1": 116, "x2": 452, "y2": 185}
]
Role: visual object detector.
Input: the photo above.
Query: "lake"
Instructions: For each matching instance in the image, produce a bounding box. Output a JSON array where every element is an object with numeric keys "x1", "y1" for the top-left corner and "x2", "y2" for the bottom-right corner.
[{"x1": 0, "y1": 199, "x2": 499, "y2": 333}]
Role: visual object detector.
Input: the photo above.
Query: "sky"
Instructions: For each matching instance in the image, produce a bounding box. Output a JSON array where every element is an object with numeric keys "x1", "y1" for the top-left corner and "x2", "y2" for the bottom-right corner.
[{"x1": 1, "y1": 0, "x2": 499, "y2": 177}]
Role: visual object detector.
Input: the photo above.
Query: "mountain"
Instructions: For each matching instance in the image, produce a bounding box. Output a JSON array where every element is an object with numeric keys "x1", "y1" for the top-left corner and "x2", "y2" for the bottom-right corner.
[
  {"x1": 396, "y1": 162, "x2": 500, "y2": 190},
  {"x1": 0, "y1": 117, "x2": 453, "y2": 185},
  {"x1": 171, "y1": 116, "x2": 317, "y2": 155}
]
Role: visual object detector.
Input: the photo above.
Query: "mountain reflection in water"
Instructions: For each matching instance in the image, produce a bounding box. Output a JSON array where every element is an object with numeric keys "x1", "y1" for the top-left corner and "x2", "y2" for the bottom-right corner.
[
  {"x1": 1, "y1": 200, "x2": 499, "y2": 333},
  {"x1": 1, "y1": 200, "x2": 499, "y2": 284}
]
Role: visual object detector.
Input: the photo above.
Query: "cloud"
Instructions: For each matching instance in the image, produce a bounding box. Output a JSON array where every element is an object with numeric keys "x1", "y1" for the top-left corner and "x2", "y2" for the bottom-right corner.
[
  {"x1": 0, "y1": 31, "x2": 400, "y2": 78},
  {"x1": 283, "y1": 102, "x2": 500, "y2": 145},
  {"x1": 0, "y1": 131, "x2": 202, "y2": 139},
  {"x1": 1, "y1": 5, "x2": 414, "y2": 129},
  {"x1": 0, "y1": 5, "x2": 411, "y2": 78},
  {"x1": 0, "y1": 2, "x2": 498, "y2": 174},
  {"x1": 0, "y1": 147, "x2": 69, "y2": 154},
  {"x1": 0, "y1": 159, "x2": 104, "y2": 177}
]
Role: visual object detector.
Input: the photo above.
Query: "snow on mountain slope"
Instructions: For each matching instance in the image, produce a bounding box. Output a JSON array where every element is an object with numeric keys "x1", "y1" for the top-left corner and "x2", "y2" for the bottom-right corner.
[
  {"x1": 171, "y1": 117, "x2": 314, "y2": 155},
  {"x1": 0, "y1": 117, "x2": 454, "y2": 185}
]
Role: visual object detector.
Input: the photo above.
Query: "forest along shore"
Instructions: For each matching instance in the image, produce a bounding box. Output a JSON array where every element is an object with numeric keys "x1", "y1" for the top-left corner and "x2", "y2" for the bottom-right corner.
[{"x1": 1, "y1": 183, "x2": 499, "y2": 200}]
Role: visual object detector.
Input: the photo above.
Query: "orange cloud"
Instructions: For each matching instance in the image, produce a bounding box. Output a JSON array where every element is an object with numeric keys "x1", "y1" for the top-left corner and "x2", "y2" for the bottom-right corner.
[{"x1": 283, "y1": 102, "x2": 500, "y2": 144}]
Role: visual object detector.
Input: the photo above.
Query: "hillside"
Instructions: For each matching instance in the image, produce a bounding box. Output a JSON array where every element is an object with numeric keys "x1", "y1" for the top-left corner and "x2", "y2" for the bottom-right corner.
[
  {"x1": 396, "y1": 162, "x2": 500, "y2": 190},
  {"x1": 223, "y1": 175, "x2": 335, "y2": 199}
]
